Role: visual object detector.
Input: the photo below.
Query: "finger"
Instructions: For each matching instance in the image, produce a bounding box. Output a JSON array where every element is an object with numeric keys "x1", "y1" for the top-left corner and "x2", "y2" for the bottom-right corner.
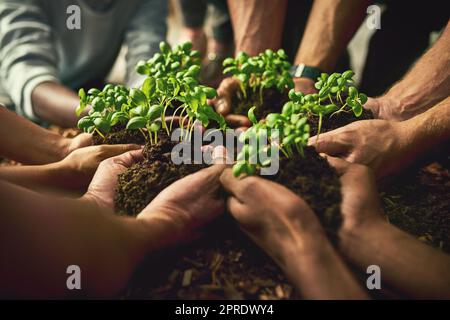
[
  {"x1": 308, "y1": 132, "x2": 348, "y2": 156},
  {"x1": 211, "y1": 145, "x2": 232, "y2": 165},
  {"x1": 100, "y1": 144, "x2": 142, "y2": 158},
  {"x1": 219, "y1": 168, "x2": 252, "y2": 200},
  {"x1": 213, "y1": 78, "x2": 239, "y2": 115},
  {"x1": 227, "y1": 196, "x2": 249, "y2": 220},
  {"x1": 78, "y1": 133, "x2": 93, "y2": 146},
  {"x1": 113, "y1": 149, "x2": 144, "y2": 167},
  {"x1": 326, "y1": 156, "x2": 352, "y2": 175},
  {"x1": 225, "y1": 114, "x2": 252, "y2": 128}
]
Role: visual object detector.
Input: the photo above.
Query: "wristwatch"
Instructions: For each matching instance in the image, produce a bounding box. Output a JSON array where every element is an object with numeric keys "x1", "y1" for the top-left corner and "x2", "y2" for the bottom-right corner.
[{"x1": 290, "y1": 64, "x2": 322, "y2": 81}]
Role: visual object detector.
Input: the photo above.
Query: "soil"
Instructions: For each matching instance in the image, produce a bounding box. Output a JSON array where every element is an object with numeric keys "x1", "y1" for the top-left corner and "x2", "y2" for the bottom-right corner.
[
  {"x1": 92, "y1": 125, "x2": 146, "y2": 145},
  {"x1": 114, "y1": 133, "x2": 206, "y2": 215},
  {"x1": 233, "y1": 88, "x2": 289, "y2": 120},
  {"x1": 308, "y1": 108, "x2": 373, "y2": 136},
  {"x1": 271, "y1": 147, "x2": 342, "y2": 233}
]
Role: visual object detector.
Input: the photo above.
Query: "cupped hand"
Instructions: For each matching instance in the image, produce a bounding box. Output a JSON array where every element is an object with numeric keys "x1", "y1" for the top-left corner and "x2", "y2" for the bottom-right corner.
[
  {"x1": 364, "y1": 96, "x2": 406, "y2": 121},
  {"x1": 211, "y1": 77, "x2": 251, "y2": 128},
  {"x1": 137, "y1": 146, "x2": 229, "y2": 242},
  {"x1": 58, "y1": 144, "x2": 142, "y2": 191},
  {"x1": 65, "y1": 133, "x2": 93, "y2": 155},
  {"x1": 84, "y1": 149, "x2": 143, "y2": 211},
  {"x1": 309, "y1": 119, "x2": 413, "y2": 178},
  {"x1": 219, "y1": 169, "x2": 325, "y2": 265}
]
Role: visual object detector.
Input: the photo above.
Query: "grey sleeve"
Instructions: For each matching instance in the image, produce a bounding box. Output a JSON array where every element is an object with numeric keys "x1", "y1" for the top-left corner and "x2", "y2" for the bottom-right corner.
[
  {"x1": 0, "y1": 0, "x2": 59, "y2": 120},
  {"x1": 124, "y1": 0, "x2": 168, "y2": 88}
]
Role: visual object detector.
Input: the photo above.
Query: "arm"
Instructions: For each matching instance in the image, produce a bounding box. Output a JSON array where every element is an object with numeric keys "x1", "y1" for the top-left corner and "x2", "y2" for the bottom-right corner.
[
  {"x1": 0, "y1": 179, "x2": 178, "y2": 298},
  {"x1": 0, "y1": 150, "x2": 226, "y2": 298},
  {"x1": 124, "y1": 0, "x2": 168, "y2": 88},
  {"x1": 328, "y1": 158, "x2": 450, "y2": 298},
  {"x1": 0, "y1": 1, "x2": 80, "y2": 127},
  {"x1": 0, "y1": 144, "x2": 141, "y2": 192},
  {"x1": 369, "y1": 21, "x2": 450, "y2": 121},
  {"x1": 227, "y1": 0, "x2": 288, "y2": 55},
  {"x1": 312, "y1": 96, "x2": 450, "y2": 178},
  {"x1": 0, "y1": 107, "x2": 91, "y2": 164},
  {"x1": 220, "y1": 170, "x2": 368, "y2": 299},
  {"x1": 293, "y1": 0, "x2": 370, "y2": 93}
]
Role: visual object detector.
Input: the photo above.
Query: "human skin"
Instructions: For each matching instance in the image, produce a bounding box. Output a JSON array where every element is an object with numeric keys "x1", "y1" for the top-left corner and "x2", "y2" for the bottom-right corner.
[
  {"x1": 0, "y1": 149, "x2": 227, "y2": 298},
  {"x1": 220, "y1": 168, "x2": 368, "y2": 299},
  {"x1": 0, "y1": 107, "x2": 92, "y2": 164},
  {"x1": 0, "y1": 144, "x2": 141, "y2": 192},
  {"x1": 31, "y1": 81, "x2": 85, "y2": 128},
  {"x1": 328, "y1": 157, "x2": 450, "y2": 299},
  {"x1": 311, "y1": 96, "x2": 450, "y2": 178},
  {"x1": 366, "y1": 21, "x2": 450, "y2": 121},
  {"x1": 293, "y1": 0, "x2": 370, "y2": 94}
]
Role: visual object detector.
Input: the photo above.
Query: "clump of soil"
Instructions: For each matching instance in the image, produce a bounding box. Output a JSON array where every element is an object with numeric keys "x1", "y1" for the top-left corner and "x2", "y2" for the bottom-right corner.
[
  {"x1": 233, "y1": 88, "x2": 289, "y2": 119},
  {"x1": 269, "y1": 147, "x2": 342, "y2": 233},
  {"x1": 308, "y1": 96, "x2": 373, "y2": 135},
  {"x1": 92, "y1": 125, "x2": 146, "y2": 145},
  {"x1": 115, "y1": 134, "x2": 206, "y2": 215}
]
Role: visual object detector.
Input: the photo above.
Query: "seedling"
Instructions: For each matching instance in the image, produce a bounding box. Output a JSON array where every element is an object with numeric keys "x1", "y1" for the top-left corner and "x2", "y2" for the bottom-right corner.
[
  {"x1": 136, "y1": 41, "x2": 201, "y2": 84},
  {"x1": 233, "y1": 106, "x2": 310, "y2": 177},
  {"x1": 284, "y1": 70, "x2": 368, "y2": 138},
  {"x1": 223, "y1": 49, "x2": 294, "y2": 114}
]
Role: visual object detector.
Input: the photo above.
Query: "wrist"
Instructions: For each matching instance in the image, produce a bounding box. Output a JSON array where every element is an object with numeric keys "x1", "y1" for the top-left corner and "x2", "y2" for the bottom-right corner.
[{"x1": 58, "y1": 137, "x2": 72, "y2": 160}]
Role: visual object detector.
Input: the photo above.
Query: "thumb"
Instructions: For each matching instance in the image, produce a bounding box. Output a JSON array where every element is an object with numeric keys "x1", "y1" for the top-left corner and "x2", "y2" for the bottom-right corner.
[
  {"x1": 213, "y1": 78, "x2": 240, "y2": 115},
  {"x1": 309, "y1": 133, "x2": 348, "y2": 156},
  {"x1": 100, "y1": 144, "x2": 142, "y2": 158}
]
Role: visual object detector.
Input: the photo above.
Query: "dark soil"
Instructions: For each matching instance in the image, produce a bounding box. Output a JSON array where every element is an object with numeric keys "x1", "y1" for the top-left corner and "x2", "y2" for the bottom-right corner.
[
  {"x1": 92, "y1": 125, "x2": 146, "y2": 145},
  {"x1": 270, "y1": 147, "x2": 342, "y2": 233},
  {"x1": 233, "y1": 88, "x2": 289, "y2": 119},
  {"x1": 308, "y1": 108, "x2": 373, "y2": 136},
  {"x1": 114, "y1": 134, "x2": 206, "y2": 216}
]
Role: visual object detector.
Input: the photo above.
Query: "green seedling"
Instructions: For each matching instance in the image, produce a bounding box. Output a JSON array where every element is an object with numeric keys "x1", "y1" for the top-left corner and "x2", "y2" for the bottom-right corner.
[
  {"x1": 233, "y1": 106, "x2": 310, "y2": 177},
  {"x1": 136, "y1": 41, "x2": 201, "y2": 84},
  {"x1": 223, "y1": 49, "x2": 294, "y2": 112},
  {"x1": 284, "y1": 70, "x2": 368, "y2": 139}
]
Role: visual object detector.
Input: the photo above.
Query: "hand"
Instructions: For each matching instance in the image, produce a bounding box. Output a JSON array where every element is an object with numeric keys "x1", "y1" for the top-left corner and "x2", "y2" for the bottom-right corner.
[
  {"x1": 219, "y1": 169, "x2": 325, "y2": 266},
  {"x1": 84, "y1": 149, "x2": 143, "y2": 211},
  {"x1": 137, "y1": 147, "x2": 229, "y2": 242},
  {"x1": 64, "y1": 133, "x2": 93, "y2": 156},
  {"x1": 211, "y1": 77, "x2": 252, "y2": 128},
  {"x1": 364, "y1": 96, "x2": 407, "y2": 121},
  {"x1": 294, "y1": 77, "x2": 318, "y2": 95},
  {"x1": 57, "y1": 144, "x2": 142, "y2": 191},
  {"x1": 310, "y1": 119, "x2": 414, "y2": 178},
  {"x1": 326, "y1": 157, "x2": 386, "y2": 234}
]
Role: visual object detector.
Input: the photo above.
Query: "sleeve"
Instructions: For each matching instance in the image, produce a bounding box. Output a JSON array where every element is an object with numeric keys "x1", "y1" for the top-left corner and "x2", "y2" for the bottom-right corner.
[
  {"x1": 124, "y1": 0, "x2": 168, "y2": 88},
  {"x1": 0, "y1": 0, "x2": 59, "y2": 121}
]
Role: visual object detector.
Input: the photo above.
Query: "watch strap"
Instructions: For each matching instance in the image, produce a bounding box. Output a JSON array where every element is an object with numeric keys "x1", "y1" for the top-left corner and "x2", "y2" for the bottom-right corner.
[{"x1": 290, "y1": 64, "x2": 322, "y2": 81}]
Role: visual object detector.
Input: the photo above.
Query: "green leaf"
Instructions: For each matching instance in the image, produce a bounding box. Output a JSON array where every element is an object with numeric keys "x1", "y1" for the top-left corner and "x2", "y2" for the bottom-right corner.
[
  {"x1": 149, "y1": 122, "x2": 161, "y2": 132},
  {"x1": 91, "y1": 97, "x2": 105, "y2": 112},
  {"x1": 159, "y1": 41, "x2": 170, "y2": 54},
  {"x1": 352, "y1": 102, "x2": 363, "y2": 117},
  {"x1": 349, "y1": 86, "x2": 358, "y2": 99},
  {"x1": 359, "y1": 93, "x2": 368, "y2": 105},
  {"x1": 110, "y1": 112, "x2": 128, "y2": 126},
  {"x1": 248, "y1": 106, "x2": 258, "y2": 124},
  {"x1": 77, "y1": 116, "x2": 93, "y2": 130},
  {"x1": 233, "y1": 161, "x2": 246, "y2": 177},
  {"x1": 202, "y1": 87, "x2": 217, "y2": 99},
  {"x1": 223, "y1": 57, "x2": 235, "y2": 67},
  {"x1": 87, "y1": 88, "x2": 100, "y2": 96},
  {"x1": 93, "y1": 118, "x2": 111, "y2": 133},
  {"x1": 130, "y1": 88, "x2": 148, "y2": 107},
  {"x1": 126, "y1": 116, "x2": 147, "y2": 130},
  {"x1": 147, "y1": 104, "x2": 164, "y2": 121},
  {"x1": 141, "y1": 77, "x2": 156, "y2": 99}
]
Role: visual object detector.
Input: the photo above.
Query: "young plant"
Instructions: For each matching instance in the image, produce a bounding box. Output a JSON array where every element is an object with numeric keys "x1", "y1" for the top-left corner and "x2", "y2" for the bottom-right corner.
[
  {"x1": 233, "y1": 106, "x2": 310, "y2": 177},
  {"x1": 76, "y1": 84, "x2": 131, "y2": 138},
  {"x1": 123, "y1": 75, "x2": 227, "y2": 144},
  {"x1": 284, "y1": 70, "x2": 368, "y2": 138},
  {"x1": 223, "y1": 49, "x2": 294, "y2": 111},
  {"x1": 135, "y1": 41, "x2": 201, "y2": 84}
]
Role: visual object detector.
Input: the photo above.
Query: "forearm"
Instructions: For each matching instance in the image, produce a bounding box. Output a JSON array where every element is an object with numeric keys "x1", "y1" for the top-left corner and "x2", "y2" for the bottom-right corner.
[
  {"x1": 0, "y1": 108, "x2": 69, "y2": 164},
  {"x1": 278, "y1": 232, "x2": 368, "y2": 299},
  {"x1": 227, "y1": 0, "x2": 288, "y2": 55},
  {"x1": 0, "y1": 180, "x2": 176, "y2": 298},
  {"x1": 31, "y1": 81, "x2": 82, "y2": 128},
  {"x1": 340, "y1": 220, "x2": 450, "y2": 298},
  {"x1": 295, "y1": 0, "x2": 370, "y2": 72},
  {"x1": 381, "y1": 21, "x2": 450, "y2": 118}
]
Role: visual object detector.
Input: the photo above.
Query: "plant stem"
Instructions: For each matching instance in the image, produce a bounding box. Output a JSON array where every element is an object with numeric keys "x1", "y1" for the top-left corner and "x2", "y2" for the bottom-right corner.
[
  {"x1": 95, "y1": 129, "x2": 106, "y2": 140},
  {"x1": 316, "y1": 113, "x2": 323, "y2": 144}
]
